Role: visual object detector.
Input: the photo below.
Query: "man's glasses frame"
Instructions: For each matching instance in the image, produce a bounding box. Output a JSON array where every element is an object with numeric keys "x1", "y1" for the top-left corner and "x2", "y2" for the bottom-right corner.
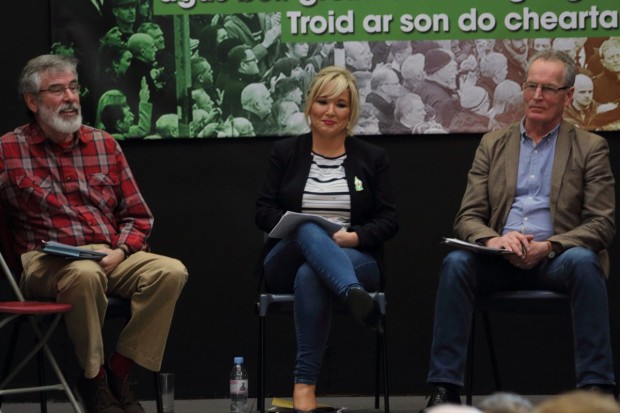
[
  {"x1": 38, "y1": 82, "x2": 81, "y2": 96},
  {"x1": 522, "y1": 81, "x2": 570, "y2": 97}
]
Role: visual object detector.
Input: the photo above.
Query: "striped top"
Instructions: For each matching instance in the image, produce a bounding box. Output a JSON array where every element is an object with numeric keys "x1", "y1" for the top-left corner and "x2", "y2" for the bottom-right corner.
[{"x1": 302, "y1": 152, "x2": 351, "y2": 228}]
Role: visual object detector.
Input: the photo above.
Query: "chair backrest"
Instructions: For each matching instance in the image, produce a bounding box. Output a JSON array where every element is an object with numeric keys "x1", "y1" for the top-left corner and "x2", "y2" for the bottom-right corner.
[
  {"x1": 0, "y1": 202, "x2": 20, "y2": 273},
  {"x1": 0, "y1": 202, "x2": 26, "y2": 301}
]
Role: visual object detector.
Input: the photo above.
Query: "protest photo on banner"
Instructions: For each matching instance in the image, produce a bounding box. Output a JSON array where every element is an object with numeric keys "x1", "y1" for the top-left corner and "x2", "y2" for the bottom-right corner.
[{"x1": 51, "y1": 0, "x2": 620, "y2": 139}]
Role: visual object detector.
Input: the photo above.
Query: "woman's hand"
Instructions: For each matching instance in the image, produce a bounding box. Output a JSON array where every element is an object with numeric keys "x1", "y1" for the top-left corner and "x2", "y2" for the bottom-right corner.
[{"x1": 332, "y1": 229, "x2": 359, "y2": 248}]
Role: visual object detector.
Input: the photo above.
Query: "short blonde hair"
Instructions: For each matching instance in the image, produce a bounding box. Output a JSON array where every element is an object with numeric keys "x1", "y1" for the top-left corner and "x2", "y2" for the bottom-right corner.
[{"x1": 304, "y1": 66, "x2": 360, "y2": 136}]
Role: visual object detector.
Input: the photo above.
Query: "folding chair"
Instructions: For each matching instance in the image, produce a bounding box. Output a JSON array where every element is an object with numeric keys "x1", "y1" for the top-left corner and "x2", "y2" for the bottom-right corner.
[
  {"x1": 0, "y1": 205, "x2": 162, "y2": 413},
  {"x1": 256, "y1": 292, "x2": 390, "y2": 413},
  {"x1": 0, "y1": 244, "x2": 82, "y2": 412}
]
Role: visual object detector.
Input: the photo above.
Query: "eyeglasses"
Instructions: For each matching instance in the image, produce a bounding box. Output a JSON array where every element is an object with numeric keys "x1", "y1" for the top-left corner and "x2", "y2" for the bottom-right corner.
[
  {"x1": 39, "y1": 83, "x2": 81, "y2": 96},
  {"x1": 522, "y1": 82, "x2": 570, "y2": 97}
]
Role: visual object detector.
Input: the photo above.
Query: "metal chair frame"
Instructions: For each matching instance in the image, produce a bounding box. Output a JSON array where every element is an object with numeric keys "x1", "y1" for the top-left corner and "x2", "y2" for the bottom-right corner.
[
  {"x1": 0, "y1": 209, "x2": 163, "y2": 413},
  {"x1": 256, "y1": 292, "x2": 390, "y2": 413},
  {"x1": 465, "y1": 290, "x2": 571, "y2": 405},
  {"x1": 0, "y1": 248, "x2": 83, "y2": 412}
]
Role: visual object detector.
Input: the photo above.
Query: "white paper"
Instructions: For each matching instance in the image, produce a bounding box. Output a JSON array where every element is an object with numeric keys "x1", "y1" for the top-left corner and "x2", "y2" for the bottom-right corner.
[
  {"x1": 442, "y1": 237, "x2": 515, "y2": 255},
  {"x1": 268, "y1": 211, "x2": 343, "y2": 239}
]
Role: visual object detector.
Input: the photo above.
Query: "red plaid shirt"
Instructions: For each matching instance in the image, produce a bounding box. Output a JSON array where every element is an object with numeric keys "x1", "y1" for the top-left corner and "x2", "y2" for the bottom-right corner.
[{"x1": 0, "y1": 123, "x2": 153, "y2": 255}]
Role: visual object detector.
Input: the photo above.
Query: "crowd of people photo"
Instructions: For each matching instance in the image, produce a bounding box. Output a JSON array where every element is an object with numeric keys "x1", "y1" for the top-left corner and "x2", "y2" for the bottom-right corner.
[{"x1": 51, "y1": 0, "x2": 620, "y2": 138}]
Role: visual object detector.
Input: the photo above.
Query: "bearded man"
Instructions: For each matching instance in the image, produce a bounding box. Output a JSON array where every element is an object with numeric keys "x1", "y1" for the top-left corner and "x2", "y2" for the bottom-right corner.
[{"x1": 0, "y1": 54, "x2": 188, "y2": 413}]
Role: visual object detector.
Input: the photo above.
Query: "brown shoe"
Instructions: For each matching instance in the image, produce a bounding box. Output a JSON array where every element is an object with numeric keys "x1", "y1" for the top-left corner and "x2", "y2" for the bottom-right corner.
[
  {"x1": 105, "y1": 365, "x2": 145, "y2": 413},
  {"x1": 76, "y1": 375, "x2": 124, "y2": 413}
]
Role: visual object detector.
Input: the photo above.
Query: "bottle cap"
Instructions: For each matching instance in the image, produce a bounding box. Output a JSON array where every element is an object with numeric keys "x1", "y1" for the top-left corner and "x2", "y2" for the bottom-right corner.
[{"x1": 234, "y1": 356, "x2": 244, "y2": 364}]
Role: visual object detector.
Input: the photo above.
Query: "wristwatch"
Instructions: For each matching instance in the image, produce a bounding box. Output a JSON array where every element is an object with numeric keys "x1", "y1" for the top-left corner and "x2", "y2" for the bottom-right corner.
[
  {"x1": 546, "y1": 240, "x2": 562, "y2": 259},
  {"x1": 114, "y1": 244, "x2": 130, "y2": 260}
]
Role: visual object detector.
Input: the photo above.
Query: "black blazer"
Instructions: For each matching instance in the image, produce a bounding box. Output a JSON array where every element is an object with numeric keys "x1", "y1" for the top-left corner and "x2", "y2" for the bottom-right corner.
[{"x1": 255, "y1": 133, "x2": 398, "y2": 280}]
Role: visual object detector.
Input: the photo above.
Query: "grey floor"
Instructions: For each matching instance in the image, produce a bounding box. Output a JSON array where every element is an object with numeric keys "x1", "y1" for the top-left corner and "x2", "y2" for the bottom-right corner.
[{"x1": 0, "y1": 395, "x2": 550, "y2": 413}]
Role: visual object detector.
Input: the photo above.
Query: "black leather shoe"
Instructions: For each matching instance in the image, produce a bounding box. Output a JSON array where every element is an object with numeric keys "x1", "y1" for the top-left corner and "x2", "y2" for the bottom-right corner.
[
  {"x1": 345, "y1": 287, "x2": 383, "y2": 333},
  {"x1": 419, "y1": 385, "x2": 461, "y2": 413},
  {"x1": 74, "y1": 375, "x2": 124, "y2": 413},
  {"x1": 104, "y1": 365, "x2": 145, "y2": 413}
]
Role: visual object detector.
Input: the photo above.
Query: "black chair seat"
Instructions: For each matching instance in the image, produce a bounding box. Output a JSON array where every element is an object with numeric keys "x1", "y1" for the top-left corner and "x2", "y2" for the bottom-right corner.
[
  {"x1": 475, "y1": 290, "x2": 570, "y2": 313},
  {"x1": 106, "y1": 296, "x2": 133, "y2": 318},
  {"x1": 466, "y1": 289, "x2": 571, "y2": 404}
]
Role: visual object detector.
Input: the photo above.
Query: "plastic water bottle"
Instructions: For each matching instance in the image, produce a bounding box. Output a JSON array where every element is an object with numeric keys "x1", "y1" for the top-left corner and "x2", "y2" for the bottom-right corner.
[{"x1": 230, "y1": 356, "x2": 248, "y2": 413}]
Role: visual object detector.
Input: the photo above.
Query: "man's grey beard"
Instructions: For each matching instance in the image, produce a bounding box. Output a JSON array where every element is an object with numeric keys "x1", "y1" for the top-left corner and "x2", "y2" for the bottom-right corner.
[{"x1": 39, "y1": 101, "x2": 82, "y2": 134}]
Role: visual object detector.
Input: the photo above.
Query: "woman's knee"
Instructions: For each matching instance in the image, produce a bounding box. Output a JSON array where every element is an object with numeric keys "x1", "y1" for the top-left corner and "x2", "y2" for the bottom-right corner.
[{"x1": 296, "y1": 222, "x2": 328, "y2": 242}]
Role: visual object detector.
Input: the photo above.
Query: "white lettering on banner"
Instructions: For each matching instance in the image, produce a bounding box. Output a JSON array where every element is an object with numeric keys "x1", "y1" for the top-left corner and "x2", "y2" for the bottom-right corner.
[
  {"x1": 363, "y1": 14, "x2": 394, "y2": 34},
  {"x1": 159, "y1": 0, "x2": 228, "y2": 10},
  {"x1": 458, "y1": 9, "x2": 497, "y2": 32},
  {"x1": 400, "y1": 13, "x2": 449, "y2": 33},
  {"x1": 505, "y1": 6, "x2": 619, "y2": 31},
  {"x1": 287, "y1": 10, "x2": 355, "y2": 35}
]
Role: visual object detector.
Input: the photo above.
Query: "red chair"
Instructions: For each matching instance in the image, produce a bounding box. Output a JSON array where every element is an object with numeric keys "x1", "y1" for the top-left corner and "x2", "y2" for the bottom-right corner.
[
  {"x1": 0, "y1": 240, "x2": 82, "y2": 412},
  {"x1": 0, "y1": 204, "x2": 163, "y2": 412}
]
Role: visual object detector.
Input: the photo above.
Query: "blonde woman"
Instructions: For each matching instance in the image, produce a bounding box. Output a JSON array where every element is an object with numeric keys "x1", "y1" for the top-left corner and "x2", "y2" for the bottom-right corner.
[{"x1": 255, "y1": 66, "x2": 398, "y2": 412}]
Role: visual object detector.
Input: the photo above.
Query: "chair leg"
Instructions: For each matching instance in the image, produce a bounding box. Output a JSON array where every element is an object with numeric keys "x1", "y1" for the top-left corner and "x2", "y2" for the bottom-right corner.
[
  {"x1": 154, "y1": 371, "x2": 163, "y2": 413},
  {"x1": 258, "y1": 315, "x2": 266, "y2": 413},
  {"x1": 381, "y1": 317, "x2": 389, "y2": 413},
  {"x1": 27, "y1": 315, "x2": 82, "y2": 413},
  {"x1": 0, "y1": 318, "x2": 23, "y2": 408},
  {"x1": 37, "y1": 350, "x2": 48, "y2": 413},
  {"x1": 465, "y1": 313, "x2": 475, "y2": 406},
  {"x1": 375, "y1": 331, "x2": 380, "y2": 409},
  {"x1": 482, "y1": 311, "x2": 501, "y2": 391}
]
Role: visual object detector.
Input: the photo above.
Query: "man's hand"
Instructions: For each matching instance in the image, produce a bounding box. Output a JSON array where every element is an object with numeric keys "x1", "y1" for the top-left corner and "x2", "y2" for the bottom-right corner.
[
  {"x1": 96, "y1": 247, "x2": 125, "y2": 275},
  {"x1": 485, "y1": 232, "x2": 548, "y2": 269}
]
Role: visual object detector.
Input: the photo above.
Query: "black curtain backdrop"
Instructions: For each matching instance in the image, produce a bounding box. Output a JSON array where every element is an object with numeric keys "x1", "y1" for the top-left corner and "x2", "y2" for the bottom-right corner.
[{"x1": 1, "y1": 1, "x2": 620, "y2": 402}]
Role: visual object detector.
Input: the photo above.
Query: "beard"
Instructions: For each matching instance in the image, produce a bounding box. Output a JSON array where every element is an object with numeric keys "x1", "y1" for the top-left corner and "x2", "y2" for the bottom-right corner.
[{"x1": 38, "y1": 100, "x2": 82, "y2": 135}]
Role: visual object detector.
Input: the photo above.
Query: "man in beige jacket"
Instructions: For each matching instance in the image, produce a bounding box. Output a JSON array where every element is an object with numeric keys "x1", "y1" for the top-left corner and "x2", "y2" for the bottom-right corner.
[{"x1": 421, "y1": 49, "x2": 615, "y2": 411}]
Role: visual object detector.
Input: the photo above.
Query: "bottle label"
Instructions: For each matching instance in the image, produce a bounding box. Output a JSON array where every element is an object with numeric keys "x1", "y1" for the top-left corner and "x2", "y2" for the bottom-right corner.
[{"x1": 230, "y1": 379, "x2": 248, "y2": 395}]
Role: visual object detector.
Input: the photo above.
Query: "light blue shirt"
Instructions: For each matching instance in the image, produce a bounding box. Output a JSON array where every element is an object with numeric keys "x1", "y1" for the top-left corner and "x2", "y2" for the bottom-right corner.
[{"x1": 501, "y1": 123, "x2": 559, "y2": 241}]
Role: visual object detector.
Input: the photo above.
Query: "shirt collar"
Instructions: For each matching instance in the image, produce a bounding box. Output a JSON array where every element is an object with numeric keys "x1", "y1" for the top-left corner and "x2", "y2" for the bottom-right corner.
[
  {"x1": 519, "y1": 119, "x2": 561, "y2": 144},
  {"x1": 27, "y1": 122, "x2": 91, "y2": 146}
]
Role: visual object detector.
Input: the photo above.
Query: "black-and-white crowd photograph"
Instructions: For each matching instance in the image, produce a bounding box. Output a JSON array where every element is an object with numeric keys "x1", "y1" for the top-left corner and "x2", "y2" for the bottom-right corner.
[{"x1": 51, "y1": 0, "x2": 620, "y2": 138}]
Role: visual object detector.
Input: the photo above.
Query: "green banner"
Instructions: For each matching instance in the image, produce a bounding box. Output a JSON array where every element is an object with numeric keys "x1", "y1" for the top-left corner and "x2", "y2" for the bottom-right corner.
[{"x1": 155, "y1": 0, "x2": 620, "y2": 43}]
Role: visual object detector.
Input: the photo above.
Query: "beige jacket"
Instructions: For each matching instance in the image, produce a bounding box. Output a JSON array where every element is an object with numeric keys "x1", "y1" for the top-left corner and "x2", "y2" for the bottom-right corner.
[{"x1": 454, "y1": 119, "x2": 615, "y2": 275}]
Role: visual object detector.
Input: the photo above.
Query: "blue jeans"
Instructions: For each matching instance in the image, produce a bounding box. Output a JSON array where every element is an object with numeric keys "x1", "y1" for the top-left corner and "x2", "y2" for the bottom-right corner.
[
  {"x1": 264, "y1": 222, "x2": 380, "y2": 384},
  {"x1": 427, "y1": 247, "x2": 615, "y2": 388}
]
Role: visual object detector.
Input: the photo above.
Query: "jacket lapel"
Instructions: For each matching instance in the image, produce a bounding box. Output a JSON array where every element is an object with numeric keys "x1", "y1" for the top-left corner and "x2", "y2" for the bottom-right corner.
[
  {"x1": 504, "y1": 126, "x2": 521, "y2": 209},
  {"x1": 549, "y1": 120, "x2": 573, "y2": 220}
]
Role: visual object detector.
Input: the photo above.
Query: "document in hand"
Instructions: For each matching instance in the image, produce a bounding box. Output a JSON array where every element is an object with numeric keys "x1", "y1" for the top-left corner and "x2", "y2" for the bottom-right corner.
[
  {"x1": 268, "y1": 211, "x2": 343, "y2": 239},
  {"x1": 442, "y1": 237, "x2": 515, "y2": 255},
  {"x1": 41, "y1": 241, "x2": 107, "y2": 260}
]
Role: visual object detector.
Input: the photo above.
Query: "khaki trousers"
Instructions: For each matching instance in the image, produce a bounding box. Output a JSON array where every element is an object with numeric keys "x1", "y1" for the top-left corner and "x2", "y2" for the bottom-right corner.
[{"x1": 20, "y1": 245, "x2": 188, "y2": 378}]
